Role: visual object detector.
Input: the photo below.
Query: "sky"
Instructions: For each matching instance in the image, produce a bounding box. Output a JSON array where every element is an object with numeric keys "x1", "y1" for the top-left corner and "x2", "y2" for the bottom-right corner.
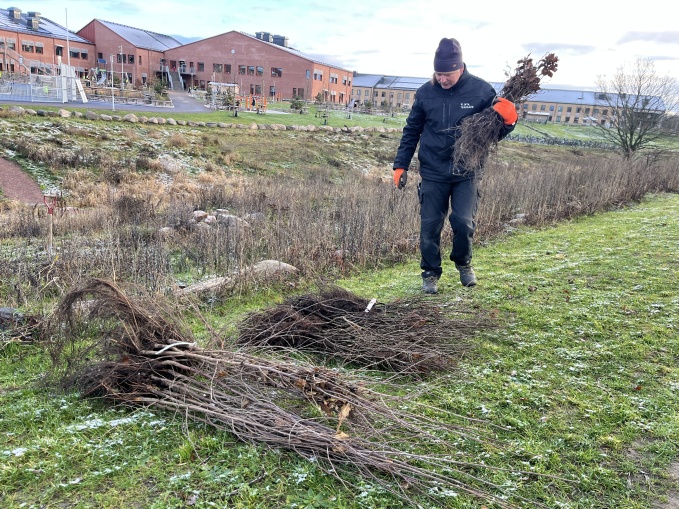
[{"x1": 27, "y1": 0, "x2": 679, "y2": 90}]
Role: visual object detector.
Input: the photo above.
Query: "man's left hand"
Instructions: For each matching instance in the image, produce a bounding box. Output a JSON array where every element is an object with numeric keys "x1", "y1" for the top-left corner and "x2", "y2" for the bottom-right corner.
[{"x1": 493, "y1": 97, "x2": 518, "y2": 125}]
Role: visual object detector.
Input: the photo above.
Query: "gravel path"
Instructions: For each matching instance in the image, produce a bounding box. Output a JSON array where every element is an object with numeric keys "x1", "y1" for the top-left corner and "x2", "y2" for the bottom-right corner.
[{"x1": 0, "y1": 157, "x2": 45, "y2": 204}]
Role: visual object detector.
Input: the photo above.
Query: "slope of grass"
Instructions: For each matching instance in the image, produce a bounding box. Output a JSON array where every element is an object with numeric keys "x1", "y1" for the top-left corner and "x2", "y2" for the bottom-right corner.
[{"x1": 2, "y1": 192, "x2": 677, "y2": 508}]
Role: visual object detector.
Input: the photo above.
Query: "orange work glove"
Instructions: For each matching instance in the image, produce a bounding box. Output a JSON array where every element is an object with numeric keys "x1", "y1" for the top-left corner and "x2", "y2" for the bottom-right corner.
[
  {"x1": 393, "y1": 168, "x2": 407, "y2": 189},
  {"x1": 492, "y1": 97, "x2": 518, "y2": 125}
]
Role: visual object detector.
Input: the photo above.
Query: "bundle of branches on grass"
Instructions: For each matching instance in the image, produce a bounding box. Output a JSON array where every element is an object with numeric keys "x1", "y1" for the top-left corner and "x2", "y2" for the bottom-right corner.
[
  {"x1": 453, "y1": 53, "x2": 559, "y2": 170},
  {"x1": 237, "y1": 286, "x2": 487, "y2": 375},
  {"x1": 48, "y1": 278, "x2": 565, "y2": 509},
  {"x1": 0, "y1": 309, "x2": 42, "y2": 345}
]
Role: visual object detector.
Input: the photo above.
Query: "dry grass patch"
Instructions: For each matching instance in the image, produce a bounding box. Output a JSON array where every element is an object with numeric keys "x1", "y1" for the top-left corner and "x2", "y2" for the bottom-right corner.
[{"x1": 167, "y1": 132, "x2": 189, "y2": 148}]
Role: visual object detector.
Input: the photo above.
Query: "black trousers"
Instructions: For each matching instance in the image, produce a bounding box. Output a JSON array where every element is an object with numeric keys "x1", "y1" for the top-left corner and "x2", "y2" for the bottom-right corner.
[{"x1": 418, "y1": 177, "x2": 480, "y2": 279}]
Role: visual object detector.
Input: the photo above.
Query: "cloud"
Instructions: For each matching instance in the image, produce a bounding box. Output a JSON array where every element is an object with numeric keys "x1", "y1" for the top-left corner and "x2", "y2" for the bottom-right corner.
[
  {"x1": 649, "y1": 55, "x2": 679, "y2": 61},
  {"x1": 617, "y1": 31, "x2": 679, "y2": 45},
  {"x1": 523, "y1": 42, "x2": 598, "y2": 57}
]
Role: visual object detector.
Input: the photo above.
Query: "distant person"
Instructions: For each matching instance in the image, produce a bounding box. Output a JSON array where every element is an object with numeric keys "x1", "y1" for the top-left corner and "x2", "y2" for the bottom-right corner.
[{"x1": 392, "y1": 38, "x2": 517, "y2": 293}]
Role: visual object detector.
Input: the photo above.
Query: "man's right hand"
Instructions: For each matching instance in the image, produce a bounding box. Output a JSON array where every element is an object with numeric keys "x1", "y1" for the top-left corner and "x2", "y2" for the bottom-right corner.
[{"x1": 393, "y1": 168, "x2": 407, "y2": 189}]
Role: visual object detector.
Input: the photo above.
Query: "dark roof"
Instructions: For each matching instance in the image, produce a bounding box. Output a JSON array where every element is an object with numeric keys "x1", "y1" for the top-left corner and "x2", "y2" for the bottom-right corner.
[
  {"x1": 165, "y1": 29, "x2": 351, "y2": 73},
  {"x1": 383, "y1": 76, "x2": 428, "y2": 90},
  {"x1": 0, "y1": 7, "x2": 91, "y2": 44},
  {"x1": 238, "y1": 31, "x2": 352, "y2": 73},
  {"x1": 98, "y1": 19, "x2": 182, "y2": 52},
  {"x1": 352, "y1": 74, "x2": 384, "y2": 87},
  {"x1": 352, "y1": 74, "x2": 428, "y2": 90}
]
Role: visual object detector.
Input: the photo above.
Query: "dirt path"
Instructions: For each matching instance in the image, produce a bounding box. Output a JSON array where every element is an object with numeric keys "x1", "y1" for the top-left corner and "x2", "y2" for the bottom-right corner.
[{"x1": 0, "y1": 157, "x2": 45, "y2": 204}]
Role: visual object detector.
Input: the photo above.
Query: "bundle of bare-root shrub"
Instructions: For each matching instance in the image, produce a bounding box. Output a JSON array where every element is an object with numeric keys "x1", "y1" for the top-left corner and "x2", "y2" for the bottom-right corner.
[
  {"x1": 237, "y1": 285, "x2": 487, "y2": 376},
  {"x1": 453, "y1": 53, "x2": 559, "y2": 170},
  {"x1": 48, "y1": 278, "x2": 567, "y2": 508}
]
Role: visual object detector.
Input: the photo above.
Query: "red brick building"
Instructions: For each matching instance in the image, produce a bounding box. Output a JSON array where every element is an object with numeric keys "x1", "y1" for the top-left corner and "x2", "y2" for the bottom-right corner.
[
  {"x1": 164, "y1": 30, "x2": 352, "y2": 102},
  {"x1": 3, "y1": 7, "x2": 352, "y2": 103},
  {"x1": 76, "y1": 19, "x2": 182, "y2": 87},
  {"x1": 0, "y1": 7, "x2": 95, "y2": 76}
]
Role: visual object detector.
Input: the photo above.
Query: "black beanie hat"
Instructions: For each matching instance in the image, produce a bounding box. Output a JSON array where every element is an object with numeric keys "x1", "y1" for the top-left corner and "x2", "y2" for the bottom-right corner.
[{"x1": 434, "y1": 38, "x2": 463, "y2": 72}]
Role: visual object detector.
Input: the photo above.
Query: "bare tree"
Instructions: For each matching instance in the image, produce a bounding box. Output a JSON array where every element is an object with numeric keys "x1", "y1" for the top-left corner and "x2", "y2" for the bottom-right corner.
[{"x1": 595, "y1": 58, "x2": 679, "y2": 158}]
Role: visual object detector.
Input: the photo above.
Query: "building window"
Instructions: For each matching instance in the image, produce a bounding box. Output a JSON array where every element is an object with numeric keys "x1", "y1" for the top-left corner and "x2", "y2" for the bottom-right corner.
[
  {"x1": 364, "y1": 90, "x2": 369, "y2": 96},
  {"x1": 558, "y1": 106, "x2": 563, "y2": 112},
  {"x1": 213, "y1": 63, "x2": 223, "y2": 73},
  {"x1": 128, "y1": 54, "x2": 134, "y2": 64},
  {"x1": 531, "y1": 104, "x2": 537, "y2": 111},
  {"x1": 36, "y1": 46, "x2": 43, "y2": 54},
  {"x1": 239, "y1": 65, "x2": 246, "y2": 75},
  {"x1": 81, "y1": 51, "x2": 88, "y2": 60},
  {"x1": 247, "y1": 66, "x2": 255, "y2": 75},
  {"x1": 225, "y1": 64, "x2": 231, "y2": 74},
  {"x1": 256, "y1": 66, "x2": 263, "y2": 76},
  {"x1": 22, "y1": 42, "x2": 34, "y2": 53},
  {"x1": 556, "y1": 116, "x2": 561, "y2": 122},
  {"x1": 98, "y1": 52, "x2": 103, "y2": 60},
  {"x1": 566, "y1": 106, "x2": 572, "y2": 112},
  {"x1": 70, "y1": 50, "x2": 80, "y2": 59},
  {"x1": 549, "y1": 105, "x2": 554, "y2": 111},
  {"x1": 139, "y1": 56, "x2": 142, "y2": 65},
  {"x1": 565, "y1": 117, "x2": 571, "y2": 123},
  {"x1": 306, "y1": 70, "x2": 310, "y2": 79},
  {"x1": 540, "y1": 104, "x2": 546, "y2": 111},
  {"x1": 198, "y1": 62, "x2": 205, "y2": 72}
]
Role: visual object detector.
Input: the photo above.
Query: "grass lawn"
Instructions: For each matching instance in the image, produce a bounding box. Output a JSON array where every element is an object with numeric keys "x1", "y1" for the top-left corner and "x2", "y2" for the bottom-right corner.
[{"x1": 1, "y1": 193, "x2": 678, "y2": 508}]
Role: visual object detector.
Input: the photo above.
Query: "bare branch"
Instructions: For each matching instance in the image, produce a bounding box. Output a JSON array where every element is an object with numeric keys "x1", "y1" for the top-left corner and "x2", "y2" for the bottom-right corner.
[{"x1": 595, "y1": 57, "x2": 678, "y2": 158}]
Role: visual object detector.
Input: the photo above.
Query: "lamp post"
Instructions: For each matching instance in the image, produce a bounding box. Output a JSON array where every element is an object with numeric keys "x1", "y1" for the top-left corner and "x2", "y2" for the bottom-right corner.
[
  {"x1": 231, "y1": 49, "x2": 237, "y2": 117},
  {"x1": 110, "y1": 55, "x2": 115, "y2": 111},
  {"x1": 119, "y1": 45, "x2": 124, "y2": 91}
]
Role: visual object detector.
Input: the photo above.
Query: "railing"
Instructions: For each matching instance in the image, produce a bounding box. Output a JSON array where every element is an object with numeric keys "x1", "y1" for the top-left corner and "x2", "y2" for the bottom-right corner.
[
  {"x1": 0, "y1": 78, "x2": 66, "y2": 103},
  {"x1": 0, "y1": 45, "x2": 31, "y2": 73}
]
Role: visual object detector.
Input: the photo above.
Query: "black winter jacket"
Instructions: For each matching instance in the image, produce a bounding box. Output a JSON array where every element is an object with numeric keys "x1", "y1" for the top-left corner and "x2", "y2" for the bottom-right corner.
[{"x1": 393, "y1": 67, "x2": 514, "y2": 182}]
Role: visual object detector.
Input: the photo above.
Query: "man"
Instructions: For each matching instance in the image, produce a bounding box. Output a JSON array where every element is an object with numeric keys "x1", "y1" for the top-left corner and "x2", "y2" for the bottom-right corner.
[{"x1": 392, "y1": 38, "x2": 517, "y2": 293}]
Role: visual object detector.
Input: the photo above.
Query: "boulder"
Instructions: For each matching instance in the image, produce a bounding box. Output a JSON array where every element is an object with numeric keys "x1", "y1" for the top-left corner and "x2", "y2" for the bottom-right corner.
[{"x1": 193, "y1": 210, "x2": 208, "y2": 222}]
